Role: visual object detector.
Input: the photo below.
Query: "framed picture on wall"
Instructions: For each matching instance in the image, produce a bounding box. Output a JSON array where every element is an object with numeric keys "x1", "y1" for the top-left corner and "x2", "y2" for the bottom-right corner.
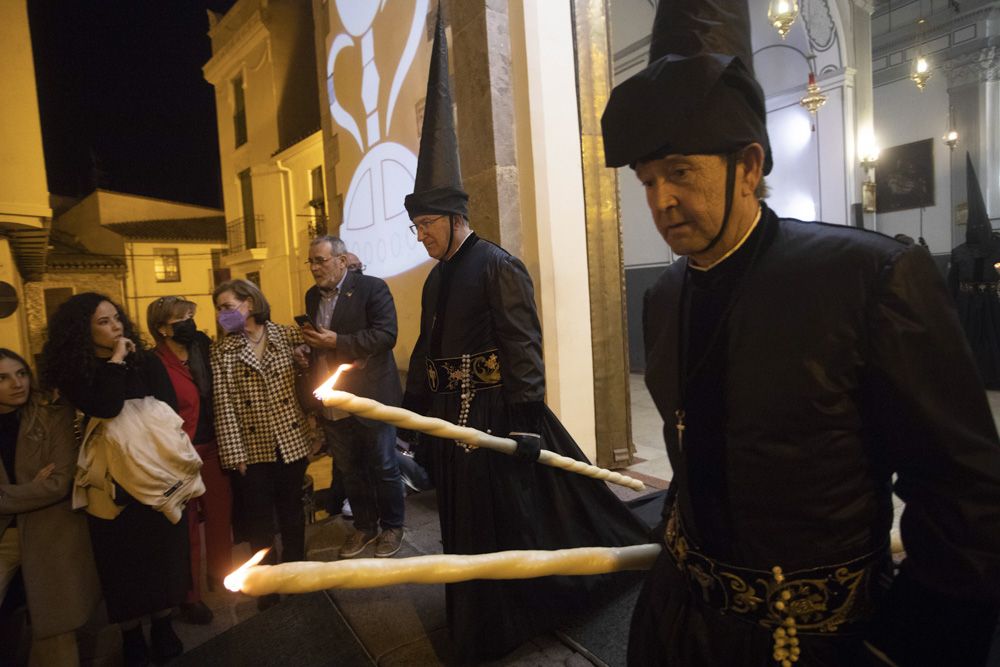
[{"x1": 876, "y1": 138, "x2": 935, "y2": 213}]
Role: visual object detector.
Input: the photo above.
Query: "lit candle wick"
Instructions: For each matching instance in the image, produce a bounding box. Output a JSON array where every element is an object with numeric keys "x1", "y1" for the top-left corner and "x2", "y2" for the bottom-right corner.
[{"x1": 224, "y1": 548, "x2": 270, "y2": 592}]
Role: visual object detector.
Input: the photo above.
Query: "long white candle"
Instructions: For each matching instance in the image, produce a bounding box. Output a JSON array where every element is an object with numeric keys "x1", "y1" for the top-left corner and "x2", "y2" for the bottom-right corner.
[
  {"x1": 314, "y1": 366, "x2": 645, "y2": 492},
  {"x1": 226, "y1": 544, "x2": 662, "y2": 596}
]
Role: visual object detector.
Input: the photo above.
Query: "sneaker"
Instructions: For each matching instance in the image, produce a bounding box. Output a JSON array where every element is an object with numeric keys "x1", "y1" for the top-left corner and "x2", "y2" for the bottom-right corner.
[
  {"x1": 374, "y1": 527, "x2": 404, "y2": 558},
  {"x1": 339, "y1": 529, "x2": 378, "y2": 558},
  {"x1": 180, "y1": 600, "x2": 214, "y2": 625}
]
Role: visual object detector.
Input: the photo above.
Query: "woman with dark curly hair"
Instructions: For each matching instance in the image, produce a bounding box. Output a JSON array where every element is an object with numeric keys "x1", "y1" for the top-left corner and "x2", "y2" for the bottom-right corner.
[{"x1": 41, "y1": 293, "x2": 191, "y2": 667}]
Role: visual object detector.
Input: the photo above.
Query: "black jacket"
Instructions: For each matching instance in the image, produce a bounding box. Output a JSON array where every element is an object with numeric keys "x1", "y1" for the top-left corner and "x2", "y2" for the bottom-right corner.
[
  {"x1": 638, "y1": 204, "x2": 1000, "y2": 664},
  {"x1": 303, "y1": 270, "x2": 402, "y2": 415}
]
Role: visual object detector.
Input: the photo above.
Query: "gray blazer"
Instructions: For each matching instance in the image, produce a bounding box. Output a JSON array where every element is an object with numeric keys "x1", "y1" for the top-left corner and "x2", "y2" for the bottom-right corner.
[{"x1": 0, "y1": 395, "x2": 101, "y2": 638}]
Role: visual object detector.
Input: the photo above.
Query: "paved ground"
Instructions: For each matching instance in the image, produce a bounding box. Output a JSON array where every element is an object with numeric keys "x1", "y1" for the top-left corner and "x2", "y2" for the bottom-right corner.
[
  {"x1": 159, "y1": 375, "x2": 671, "y2": 666},
  {"x1": 17, "y1": 377, "x2": 1000, "y2": 665}
]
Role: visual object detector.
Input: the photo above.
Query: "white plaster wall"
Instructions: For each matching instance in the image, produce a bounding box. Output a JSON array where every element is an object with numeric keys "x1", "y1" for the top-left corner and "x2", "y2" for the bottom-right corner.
[
  {"x1": 873, "y1": 76, "x2": 953, "y2": 251},
  {"x1": 511, "y1": 0, "x2": 597, "y2": 459},
  {"x1": 752, "y1": 0, "x2": 852, "y2": 227},
  {"x1": 619, "y1": 163, "x2": 674, "y2": 268},
  {"x1": 607, "y1": 0, "x2": 654, "y2": 63},
  {"x1": 767, "y1": 100, "x2": 823, "y2": 221},
  {"x1": 608, "y1": 0, "x2": 670, "y2": 269}
]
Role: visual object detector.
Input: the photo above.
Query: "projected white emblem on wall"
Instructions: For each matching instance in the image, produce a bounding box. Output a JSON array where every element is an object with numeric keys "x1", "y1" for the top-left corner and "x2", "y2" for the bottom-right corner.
[{"x1": 327, "y1": 0, "x2": 429, "y2": 278}]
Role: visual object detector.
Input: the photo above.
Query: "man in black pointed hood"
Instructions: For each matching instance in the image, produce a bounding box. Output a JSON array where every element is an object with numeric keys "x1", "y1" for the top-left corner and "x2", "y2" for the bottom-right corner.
[
  {"x1": 948, "y1": 154, "x2": 1000, "y2": 388},
  {"x1": 401, "y1": 7, "x2": 646, "y2": 662},
  {"x1": 603, "y1": 1, "x2": 1000, "y2": 665}
]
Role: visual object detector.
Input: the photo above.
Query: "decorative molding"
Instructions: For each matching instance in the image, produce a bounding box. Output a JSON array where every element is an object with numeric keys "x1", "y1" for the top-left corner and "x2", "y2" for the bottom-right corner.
[
  {"x1": 221, "y1": 247, "x2": 268, "y2": 268},
  {"x1": 946, "y1": 45, "x2": 1000, "y2": 86},
  {"x1": 612, "y1": 35, "x2": 651, "y2": 76},
  {"x1": 203, "y1": 10, "x2": 269, "y2": 84},
  {"x1": 852, "y1": 0, "x2": 876, "y2": 14},
  {"x1": 872, "y1": 5, "x2": 998, "y2": 56},
  {"x1": 804, "y1": 0, "x2": 837, "y2": 52}
]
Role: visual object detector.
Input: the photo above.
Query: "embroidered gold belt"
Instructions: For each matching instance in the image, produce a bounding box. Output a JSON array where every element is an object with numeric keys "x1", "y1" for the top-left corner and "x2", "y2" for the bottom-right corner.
[
  {"x1": 664, "y1": 507, "x2": 889, "y2": 663},
  {"x1": 959, "y1": 281, "x2": 1000, "y2": 294},
  {"x1": 425, "y1": 349, "x2": 502, "y2": 394}
]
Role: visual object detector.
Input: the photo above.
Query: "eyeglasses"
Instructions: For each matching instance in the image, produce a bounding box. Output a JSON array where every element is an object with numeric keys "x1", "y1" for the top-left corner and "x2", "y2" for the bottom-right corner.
[
  {"x1": 305, "y1": 256, "x2": 336, "y2": 266},
  {"x1": 409, "y1": 215, "x2": 448, "y2": 235},
  {"x1": 347, "y1": 263, "x2": 365, "y2": 272}
]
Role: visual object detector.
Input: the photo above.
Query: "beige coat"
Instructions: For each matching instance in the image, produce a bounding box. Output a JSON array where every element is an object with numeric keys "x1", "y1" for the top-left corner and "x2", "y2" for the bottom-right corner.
[{"x1": 0, "y1": 395, "x2": 101, "y2": 638}]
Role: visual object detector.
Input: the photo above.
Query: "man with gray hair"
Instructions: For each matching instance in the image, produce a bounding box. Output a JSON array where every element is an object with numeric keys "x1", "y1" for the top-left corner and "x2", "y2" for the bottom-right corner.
[{"x1": 298, "y1": 235, "x2": 405, "y2": 558}]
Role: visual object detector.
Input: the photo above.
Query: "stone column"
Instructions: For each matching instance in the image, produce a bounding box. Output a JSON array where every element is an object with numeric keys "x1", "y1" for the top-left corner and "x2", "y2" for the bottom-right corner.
[
  {"x1": 449, "y1": 0, "x2": 521, "y2": 253},
  {"x1": 849, "y1": 0, "x2": 876, "y2": 209},
  {"x1": 451, "y1": 0, "x2": 637, "y2": 464},
  {"x1": 572, "y1": 0, "x2": 635, "y2": 468}
]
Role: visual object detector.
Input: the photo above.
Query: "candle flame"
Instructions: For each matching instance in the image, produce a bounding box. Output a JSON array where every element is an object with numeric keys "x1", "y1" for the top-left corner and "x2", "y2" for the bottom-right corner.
[
  {"x1": 224, "y1": 548, "x2": 269, "y2": 592},
  {"x1": 313, "y1": 363, "x2": 354, "y2": 401}
]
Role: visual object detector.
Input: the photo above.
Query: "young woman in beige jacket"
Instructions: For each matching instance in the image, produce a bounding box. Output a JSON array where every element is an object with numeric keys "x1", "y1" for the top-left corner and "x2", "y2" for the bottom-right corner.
[{"x1": 0, "y1": 348, "x2": 101, "y2": 667}]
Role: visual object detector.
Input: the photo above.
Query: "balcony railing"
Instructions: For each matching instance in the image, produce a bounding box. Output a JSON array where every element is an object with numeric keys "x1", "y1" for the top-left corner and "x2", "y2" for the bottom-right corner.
[
  {"x1": 225, "y1": 214, "x2": 265, "y2": 254},
  {"x1": 299, "y1": 213, "x2": 328, "y2": 238}
]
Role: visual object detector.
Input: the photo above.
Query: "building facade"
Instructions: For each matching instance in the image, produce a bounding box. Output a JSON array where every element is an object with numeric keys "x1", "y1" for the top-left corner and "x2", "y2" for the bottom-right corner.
[
  {"x1": 203, "y1": 0, "x2": 325, "y2": 327},
  {"x1": 47, "y1": 189, "x2": 224, "y2": 343},
  {"x1": 0, "y1": 0, "x2": 53, "y2": 358}
]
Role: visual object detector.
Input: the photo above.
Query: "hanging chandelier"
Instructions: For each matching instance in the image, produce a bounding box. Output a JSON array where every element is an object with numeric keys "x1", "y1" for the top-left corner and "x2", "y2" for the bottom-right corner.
[
  {"x1": 911, "y1": 54, "x2": 932, "y2": 90},
  {"x1": 799, "y1": 72, "x2": 827, "y2": 117},
  {"x1": 910, "y1": 18, "x2": 932, "y2": 91},
  {"x1": 943, "y1": 128, "x2": 959, "y2": 149},
  {"x1": 943, "y1": 106, "x2": 959, "y2": 150},
  {"x1": 768, "y1": 0, "x2": 799, "y2": 40}
]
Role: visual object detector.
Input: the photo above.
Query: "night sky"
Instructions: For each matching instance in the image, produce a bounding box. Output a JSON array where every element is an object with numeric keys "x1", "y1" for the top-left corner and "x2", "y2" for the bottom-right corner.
[{"x1": 27, "y1": 0, "x2": 237, "y2": 209}]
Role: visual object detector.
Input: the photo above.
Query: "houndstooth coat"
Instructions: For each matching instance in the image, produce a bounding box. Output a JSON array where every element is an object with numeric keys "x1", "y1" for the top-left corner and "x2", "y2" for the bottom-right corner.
[{"x1": 211, "y1": 321, "x2": 314, "y2": 469}]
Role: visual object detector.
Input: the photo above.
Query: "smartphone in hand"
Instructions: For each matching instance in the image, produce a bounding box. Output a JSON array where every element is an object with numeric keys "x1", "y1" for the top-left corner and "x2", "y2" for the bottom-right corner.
[{"x1": 294, "y1": 314, "x2": 316, "y2": 329}]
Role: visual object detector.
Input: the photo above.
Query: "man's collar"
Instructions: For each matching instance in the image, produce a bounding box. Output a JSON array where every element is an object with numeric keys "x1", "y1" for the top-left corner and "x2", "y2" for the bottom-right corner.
[
  {"x1": 319, "y1": 270, "x2": 349, "y2": 296},
  {"x1": 689, "y1": 205, "x2": 762, "y2": 272},
  {"x1": 443, "y1": 230, "x2": 476, "y2": 262}
]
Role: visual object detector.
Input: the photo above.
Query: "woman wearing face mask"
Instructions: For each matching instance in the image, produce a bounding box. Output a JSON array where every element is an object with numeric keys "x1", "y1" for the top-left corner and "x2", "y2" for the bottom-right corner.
[
  {"x1": 0, "y1": 348, "x2": 101, "y2": 667},
  {"x1": 41, "y1": 293, "x2": 191, "y2": 667},
  {"x1": 147, "y1": 297, "x2": 233, "y2": 625},
  {"x1": 210, "y1": 280, "x2": 315, "y2": 611}
]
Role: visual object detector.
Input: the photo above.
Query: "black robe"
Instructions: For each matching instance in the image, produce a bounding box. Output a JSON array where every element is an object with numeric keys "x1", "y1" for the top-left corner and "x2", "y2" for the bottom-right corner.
[
  {"x1": 948, "y1": 236, "x2": 1000, "y2": 388},
  {"x1": 405, "y1": 233, "x2": 647, "y2": 661},
  {"x1": 631, "y1": 204, "x2": 1000, "y2": 666}
]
